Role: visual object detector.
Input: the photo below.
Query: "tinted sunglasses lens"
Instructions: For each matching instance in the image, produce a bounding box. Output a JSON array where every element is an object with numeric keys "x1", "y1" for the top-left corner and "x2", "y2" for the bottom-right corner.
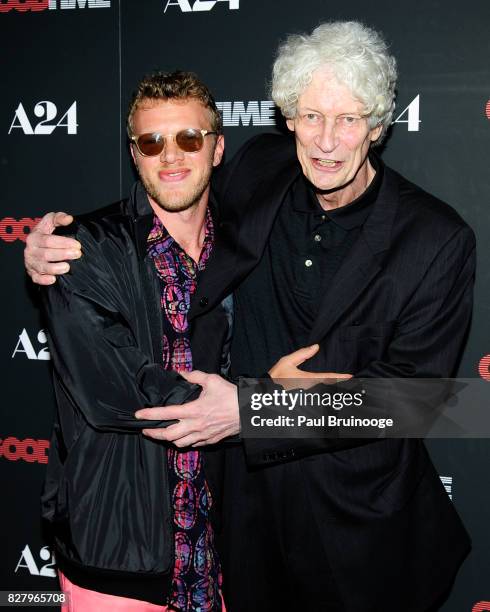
[
  {"x1": 176, "y1": 129, "x2": 204, "y2": 152},
  {"x1": 137, "y1": 133, "x2": 164, "y2": 156}
]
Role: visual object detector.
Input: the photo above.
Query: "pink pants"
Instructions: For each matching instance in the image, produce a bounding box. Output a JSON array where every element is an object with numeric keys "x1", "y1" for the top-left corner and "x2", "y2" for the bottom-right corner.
[{"x1": 59, "y1": 571, "x2": 226, "y2": 612}]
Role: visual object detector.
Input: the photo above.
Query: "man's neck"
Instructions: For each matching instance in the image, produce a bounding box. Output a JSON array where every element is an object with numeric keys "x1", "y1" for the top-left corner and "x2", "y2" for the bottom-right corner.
[{"x1": 148, "y1": 193, "x2": 209, "y2": 263}]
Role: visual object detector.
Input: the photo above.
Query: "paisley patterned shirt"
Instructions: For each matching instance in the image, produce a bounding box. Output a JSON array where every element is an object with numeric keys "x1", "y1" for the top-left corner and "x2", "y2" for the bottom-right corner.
[{"x1": 147, "y1": 210, "x2": 221, "y2": 612}]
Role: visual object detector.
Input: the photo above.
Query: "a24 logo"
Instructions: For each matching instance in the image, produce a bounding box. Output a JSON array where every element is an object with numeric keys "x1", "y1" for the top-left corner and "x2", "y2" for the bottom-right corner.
[
  {"x1": 164, "y1": 0, "x2": 238, "y2": 13},
  {"x1": 12, "y1": 329, "x2": 50, "y2": 361},
  {"x1": 8, "y1": 101, "x2": 77, "y2": 135},
  {"x1": 15, "y1": 545, "x2": 55, "y2": 578}
]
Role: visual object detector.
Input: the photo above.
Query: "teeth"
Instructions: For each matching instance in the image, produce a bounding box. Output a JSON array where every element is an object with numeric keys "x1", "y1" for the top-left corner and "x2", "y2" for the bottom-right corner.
[{"x1": 317, "y1": 159, "x2": 338, "y2": 166}]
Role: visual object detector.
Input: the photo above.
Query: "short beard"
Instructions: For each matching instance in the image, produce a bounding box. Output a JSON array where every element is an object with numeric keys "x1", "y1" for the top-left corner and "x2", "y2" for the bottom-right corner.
[{"x1": 135, "y1": 162, "x2": 213, "y2": 213}]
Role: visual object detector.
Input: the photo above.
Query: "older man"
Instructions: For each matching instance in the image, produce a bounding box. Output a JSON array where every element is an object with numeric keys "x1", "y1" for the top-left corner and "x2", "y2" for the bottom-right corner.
[{"x1": 26, "y1": 22, "x2": 474, "y2": 612}]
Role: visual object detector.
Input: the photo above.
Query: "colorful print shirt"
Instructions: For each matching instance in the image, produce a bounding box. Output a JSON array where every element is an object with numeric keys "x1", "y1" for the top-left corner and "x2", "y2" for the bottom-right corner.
[{"x1": 147, "y1": 210, "x2": 221, "y2": 612}]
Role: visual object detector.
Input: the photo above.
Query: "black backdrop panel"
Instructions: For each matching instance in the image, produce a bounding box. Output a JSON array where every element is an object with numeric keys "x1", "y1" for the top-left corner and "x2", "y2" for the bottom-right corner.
[
  {"x1": 0, "y1": 0, "x2": 120, "y2": 603},
  {"x1": 1, "y1": 1, "x2": 489, "y2": 609}
]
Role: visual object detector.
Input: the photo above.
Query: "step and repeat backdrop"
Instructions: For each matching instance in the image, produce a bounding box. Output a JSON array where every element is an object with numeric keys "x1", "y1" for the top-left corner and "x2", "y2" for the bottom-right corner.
[{"x1": 1, "y1": 1, "x2": 489, "y2": 610}]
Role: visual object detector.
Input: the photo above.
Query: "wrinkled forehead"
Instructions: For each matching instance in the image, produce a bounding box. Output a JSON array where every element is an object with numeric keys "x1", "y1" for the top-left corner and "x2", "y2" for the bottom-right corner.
[{"x1": 297, "y1": 68, "x2": 366, "y2": 113}]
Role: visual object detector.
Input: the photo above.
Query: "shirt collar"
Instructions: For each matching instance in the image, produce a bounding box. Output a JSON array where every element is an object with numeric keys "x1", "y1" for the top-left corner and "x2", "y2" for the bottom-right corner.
[
  {"x1": 146, "y1": 204, "x2": 215, "y2": 259},
  {"x1": 146, "y1": 215, "x2": 174, "y2": 256},
  {"x1": 291, "y1": 153, "x2": 384, "y2": 230}
]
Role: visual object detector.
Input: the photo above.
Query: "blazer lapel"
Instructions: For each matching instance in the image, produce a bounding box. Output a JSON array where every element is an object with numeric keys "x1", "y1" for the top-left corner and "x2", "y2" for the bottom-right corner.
[
  {"x1": 307, "y1": 166, "x2": 400, "y2": 343},
  {"x1": 189, "y1": 159, "x2": 300, "y2": 320}
]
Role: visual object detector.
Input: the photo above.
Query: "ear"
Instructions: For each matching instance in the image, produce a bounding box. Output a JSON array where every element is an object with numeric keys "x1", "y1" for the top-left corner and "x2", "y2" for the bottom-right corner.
[
  {"x1": 213, "y1": 134, "x2": 225, "y2": 167},
  {"x1": 370, "y1": 123, "x2": 383, "y2": 143},
  {"x1": 286, "y1": 118, "x2": 295, "y2": 132},
  {"x1": 130, "y1": 143, "x2": 137, "y2": 165}
]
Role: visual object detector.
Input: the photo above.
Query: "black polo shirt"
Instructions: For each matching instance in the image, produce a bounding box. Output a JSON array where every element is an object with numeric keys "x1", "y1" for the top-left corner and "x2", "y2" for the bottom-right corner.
[{"x1": 230, "y1": 156, "x2": 383, "y2": 378}]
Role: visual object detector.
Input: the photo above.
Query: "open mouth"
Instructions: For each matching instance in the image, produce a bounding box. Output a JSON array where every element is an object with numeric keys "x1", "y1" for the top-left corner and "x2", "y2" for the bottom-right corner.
[{"x1": 315, "y1": 158, "x2": 342, "y2": 168}]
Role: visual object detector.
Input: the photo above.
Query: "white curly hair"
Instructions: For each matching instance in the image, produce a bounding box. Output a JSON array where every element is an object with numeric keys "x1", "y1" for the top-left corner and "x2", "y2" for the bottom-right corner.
[{"x1": 271, "y1": 21, "x2": 398, "y2": 144}]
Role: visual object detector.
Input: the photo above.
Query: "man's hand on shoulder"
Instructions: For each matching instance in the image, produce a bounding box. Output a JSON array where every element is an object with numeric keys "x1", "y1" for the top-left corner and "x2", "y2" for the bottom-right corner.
[
  {"x1": 135, "y1": 371, "x2": 240, "y2": 447},
  {"x1": 25, "y1": 211, "x2": 82, "y2": 285}
]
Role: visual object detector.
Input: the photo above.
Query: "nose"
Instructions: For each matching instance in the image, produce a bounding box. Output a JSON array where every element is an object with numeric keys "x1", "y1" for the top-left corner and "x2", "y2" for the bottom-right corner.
[
  {"x1": 315, "y1": 119, "x2": 339, "y2": 153},
  {"x1": 159, "y1": 135, "x2": 185, "y2": 163}
]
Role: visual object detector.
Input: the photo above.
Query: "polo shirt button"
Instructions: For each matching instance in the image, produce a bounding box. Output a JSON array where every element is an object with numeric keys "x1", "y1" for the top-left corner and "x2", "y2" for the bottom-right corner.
[
  {"x1": 314, "y1": 234, "x2": 322, "y2": 242},
  {"x1": 305, "y1": 259, "x2": 313, "y2": 267},
  {"x1": 199, "y1": 297, "x2": 209, "y2": 307}
]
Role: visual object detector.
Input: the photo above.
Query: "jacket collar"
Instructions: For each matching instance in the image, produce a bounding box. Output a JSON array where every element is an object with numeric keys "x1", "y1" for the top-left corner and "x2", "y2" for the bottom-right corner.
[{"x1": 130, "y1": 182, "x2": 155, "y2": 261}]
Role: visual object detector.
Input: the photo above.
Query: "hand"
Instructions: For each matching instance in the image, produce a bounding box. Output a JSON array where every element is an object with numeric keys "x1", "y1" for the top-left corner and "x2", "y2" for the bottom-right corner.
[
  {"x1": 24, "y1": 212, "x2": 82, "y2": 285},
  {"x1": 269, "y1": 344, "x2": 352, "y2": 389},
  {"x1": 135, "y1": 370, "x2": 240, "y2": 448}
]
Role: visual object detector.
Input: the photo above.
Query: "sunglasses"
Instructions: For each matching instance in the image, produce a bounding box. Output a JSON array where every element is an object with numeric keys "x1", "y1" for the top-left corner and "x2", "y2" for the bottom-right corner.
[{"x1": 130, "y1": 128, "x2": 217, "y2": 156}]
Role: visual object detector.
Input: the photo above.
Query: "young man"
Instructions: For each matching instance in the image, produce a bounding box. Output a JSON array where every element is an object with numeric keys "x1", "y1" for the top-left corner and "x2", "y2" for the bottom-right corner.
[{"x1": 38, "y1": 71, "x2": 233, "y2": 612}]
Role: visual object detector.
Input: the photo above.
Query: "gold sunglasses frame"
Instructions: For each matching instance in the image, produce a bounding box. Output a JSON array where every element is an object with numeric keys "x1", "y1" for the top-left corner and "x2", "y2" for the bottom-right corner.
[{"x1": 129, "y1": 129, "x2": 217, "y2": 157}]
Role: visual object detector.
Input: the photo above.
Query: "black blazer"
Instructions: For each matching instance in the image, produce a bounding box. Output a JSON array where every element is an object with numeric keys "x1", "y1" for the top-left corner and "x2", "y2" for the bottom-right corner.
[{"x1": 191, "y1": 134, "x2": 475, "y2": 611}]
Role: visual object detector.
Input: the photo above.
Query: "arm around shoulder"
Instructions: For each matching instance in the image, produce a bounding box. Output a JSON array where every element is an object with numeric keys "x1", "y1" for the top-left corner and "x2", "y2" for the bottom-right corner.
[{"x1": 41, "y1": 222, "x2": 200, "y2": 433}]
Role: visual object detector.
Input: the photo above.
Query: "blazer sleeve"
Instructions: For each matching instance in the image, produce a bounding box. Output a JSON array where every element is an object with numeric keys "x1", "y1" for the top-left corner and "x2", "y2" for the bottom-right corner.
[
  {"x1": 241, "y1": 224, "x2": 476, "y2": 466},
  {"x1": 41, "y1": 223, "x2": 201, "y2": 433}
]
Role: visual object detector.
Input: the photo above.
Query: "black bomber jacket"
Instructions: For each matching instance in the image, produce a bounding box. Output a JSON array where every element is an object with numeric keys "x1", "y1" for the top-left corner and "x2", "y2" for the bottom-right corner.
[{"x1": 40, "y1": 181, "x2": 231, "y2": 605}]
